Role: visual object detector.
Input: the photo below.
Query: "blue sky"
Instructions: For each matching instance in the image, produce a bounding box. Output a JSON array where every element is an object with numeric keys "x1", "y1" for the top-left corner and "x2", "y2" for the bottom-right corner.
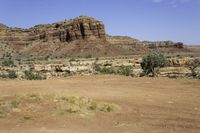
[{"x1": 0, "y1": 0, "x2": 200, "y2": 44}]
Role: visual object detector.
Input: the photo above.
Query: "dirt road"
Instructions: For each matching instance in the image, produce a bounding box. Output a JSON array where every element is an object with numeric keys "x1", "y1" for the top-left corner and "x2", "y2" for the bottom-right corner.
[{"x1": 0, "y1": 75, "x2": 200, "y2": 133}]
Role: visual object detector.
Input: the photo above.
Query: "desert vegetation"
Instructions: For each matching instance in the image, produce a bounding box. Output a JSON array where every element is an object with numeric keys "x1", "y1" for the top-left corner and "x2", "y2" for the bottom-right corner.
[
  {"x1": 23, "y1": 70, "x2": 46, "y2": 80},
  {"x1": 0, "y1": 54, "x2": 200, "y2": 80},
  {"x1": 1, "y1": 58, "x2": 14, "y2": 67},
  {"x1": 141, "y1": 52, "x2": 167, "y2": 77},
  {"x1": 95, "y1": 65, "x2": 132, "y2": 76},
  {"x1": 0, "y1": 93, "x2": 116, "y2": 119}
]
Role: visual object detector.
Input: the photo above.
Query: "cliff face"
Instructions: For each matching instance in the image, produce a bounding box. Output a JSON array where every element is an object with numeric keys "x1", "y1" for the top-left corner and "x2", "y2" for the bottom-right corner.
[
  {"x1": 0, "y1": 16, "x2": 106, "y2": 50},
  {"x1": 31, "y1": 16, "x2": 106, "y2": 42}
]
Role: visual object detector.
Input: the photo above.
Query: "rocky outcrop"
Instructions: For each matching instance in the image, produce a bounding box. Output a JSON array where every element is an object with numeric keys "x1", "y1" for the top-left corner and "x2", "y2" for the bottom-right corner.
[
  {"x1": 142, "y1": 41, "x2": 184, "y2": 49},
  {"x1": 107, "y1": 35, "x2": 186, "y2": 55},
  {"x1": 107, "y1": 35, "x2": 184, "y2": 49},
  {"x1": 30, "y1": 16, "x2": 106, "y2": 42},
  {"x1": 0, "y1": 16, "x2": 106, "y2": 50},
  {"x1": 0, "y1": 57, "x2": 199, "y2": 79},
  {"x1": 106, "y1": 35, "x2": 140, "y2": 45}
]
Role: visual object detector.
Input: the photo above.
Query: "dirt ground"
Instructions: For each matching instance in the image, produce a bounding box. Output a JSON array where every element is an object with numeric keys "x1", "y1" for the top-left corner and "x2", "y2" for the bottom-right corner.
[{"x1": 0, "y1": 75, "x2": 200, "y2": 133}]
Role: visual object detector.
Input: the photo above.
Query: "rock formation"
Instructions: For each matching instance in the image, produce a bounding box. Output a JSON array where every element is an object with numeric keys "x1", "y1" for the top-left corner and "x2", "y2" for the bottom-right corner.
[
  {"x1": 107, "y1": 35, "x2": 184, "y2": 49},
  {"x1": 0, "y1": 16, "x2": 106, "y2": 50},
  {"x1": 142, "y1": 41, "x2": 184, "y2": 49},
  {"x1": 106, "y1": 35, "x2": 140, "y2": 45},
  {"x1": 0, "y1": 16, "x2": 190, "y2": 58}
]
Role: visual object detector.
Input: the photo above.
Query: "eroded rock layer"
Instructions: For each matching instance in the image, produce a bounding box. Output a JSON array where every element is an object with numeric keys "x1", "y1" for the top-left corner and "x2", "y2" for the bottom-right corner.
[{"x1": 0, "y1": 16, "x2": 106, "y2": 48}]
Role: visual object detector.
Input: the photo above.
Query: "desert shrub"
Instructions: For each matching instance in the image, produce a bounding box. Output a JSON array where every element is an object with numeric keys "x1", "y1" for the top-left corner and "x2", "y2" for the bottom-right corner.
[
  {"x1": 8, "y1": 70, "x2": 17, "y2": 79},
  {"x1": 89, "y1": 101, "x2": 98, "y2": 110},
  {"x1": 10, "y1": 100, "x2": 19, "y2": 108},
  {"x1": 117, "y1": 66, "x2": 132, "y2": 76},
  {"x1": 141, "y1": 52, "x2": 167, "y2": 77},
  {"x1": 63, "y1": 71, "x2": 72, "y2": 77},
  {"x1": 95, "y1": 65, "x2": 115, "y2": 74},
  {"x1": 1, "y1": 59, "x2": 14, "y2": 67},
  {"x1": 24, "y1": 70, "x2": 45, "y2": 80},
  {"x1": 100, "y1": 104, "x2": 114, "y2": 112},
  {"x1": 95, "y1": 65, "x2": 133, "y2": 76},
  {"x1": 95, "y1": 65, "x2": 101, "y2": 72},
  {"x1": 69, "y1": 58, "x2": 76, "y2": 62},
  {"x1": 0, "y1": 71, "x2": 17, "y2": 79}
]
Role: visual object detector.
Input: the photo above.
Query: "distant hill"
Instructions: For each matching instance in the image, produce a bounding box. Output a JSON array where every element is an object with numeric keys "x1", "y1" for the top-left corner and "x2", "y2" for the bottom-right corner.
[{"x1": 0, "y1": 16, "x2": 192, "y2": 59}]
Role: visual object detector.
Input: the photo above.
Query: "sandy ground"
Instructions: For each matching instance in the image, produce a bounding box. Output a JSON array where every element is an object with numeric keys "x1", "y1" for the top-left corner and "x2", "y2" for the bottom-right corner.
[{"x1": 0, "y1": 75, "x2": 200, "y2": 133}]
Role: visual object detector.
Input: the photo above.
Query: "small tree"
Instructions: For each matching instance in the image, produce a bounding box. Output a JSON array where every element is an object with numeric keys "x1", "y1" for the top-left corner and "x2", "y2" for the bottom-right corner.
[
  {"x1": 186, "y1": 59, "x2": 200, "y2": 78},
  {"x1": 141, "y1": 52, "x2": 167, "y2": 77}
]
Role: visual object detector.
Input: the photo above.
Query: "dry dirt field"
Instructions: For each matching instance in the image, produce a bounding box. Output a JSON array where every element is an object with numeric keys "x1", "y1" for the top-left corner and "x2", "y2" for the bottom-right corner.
[{"x1": 0, "y1": 75, "x2": 200, "y2": 133}]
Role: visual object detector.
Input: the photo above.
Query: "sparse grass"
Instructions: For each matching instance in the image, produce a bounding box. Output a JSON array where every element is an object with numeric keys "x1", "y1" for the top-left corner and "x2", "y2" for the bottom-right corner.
[
  {"x1": 89, "y1": 101, "x2": 98, "y2": 110},
  {"x1": 58, "y1": 96, "x2": 115, "y2": 113},
  {"x1": 100, "y1": 104, "x2": 114, "y2": 112},
  {"x1": 10, "y1": 99, "x2": 19, "y2": 108},
  {"x1": 0, "y1": 94, "x2": 117, "y2": 119},
  {"x1": 65, "y1": 105, "x2": 81, "y2": 113}
]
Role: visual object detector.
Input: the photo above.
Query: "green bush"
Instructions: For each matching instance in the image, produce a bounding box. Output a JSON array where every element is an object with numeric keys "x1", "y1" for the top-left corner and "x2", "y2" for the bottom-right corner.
[
  {"x1": 95, "y1": 65, "x2": 115, "y2": 74},
  {"x1": 117, "y1": 66, "x2": 132, "y2": 76},
  {"x1": 24, "y1": 70, "x2": 45, "y2": 80},
  {"x1": 8, "y1": 70, "x2": 17, "y2": 79},
  {"x1": 69, "y1": 58, "x2": 76, "y2": 62},
  {"x1": 141, "y1": 52, "x2": 167, "y2": 77},
  {"x1": 0, "y1": 71, "x2": 17, "y2": 79},
  {"x1": 95, "y1": 65, "x2": 133, "y2": 76},
  {"x1": 1, "y1": 59, "x2": 14, "y2": 67}
]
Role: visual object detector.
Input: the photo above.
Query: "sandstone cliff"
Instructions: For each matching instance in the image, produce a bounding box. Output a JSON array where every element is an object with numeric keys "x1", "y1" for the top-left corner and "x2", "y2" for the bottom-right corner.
[
  {"x1": 0, "y1": 16, "x2": 191, "y2": 58},
  {"x1": 0, "y1": 16, "x2": 120, "y2": 58},
  {"x1": 0, "y1": 16, "x2": 106, "y2": 50}
]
